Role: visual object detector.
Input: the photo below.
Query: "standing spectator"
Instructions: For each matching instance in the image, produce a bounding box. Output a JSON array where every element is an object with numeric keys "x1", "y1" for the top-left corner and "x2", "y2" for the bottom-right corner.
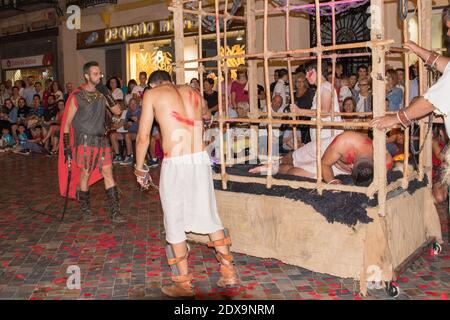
[
  {"x1": 295, "y1": 75, "x2": 314, "y2": 144},
  {"x1": 10, "y1": 86, "x2": 20, "y2": 107},
  {"x1": 396, "y1": 68, "x2": 405, "y2": 91},
  {"x1": 107, "y1": 77, "x2": 124, "y2": 101},
  {"x1": 432, "y1": 124, "x2": 449, "y2": 204},
  {"x1": 120, "y1": 99, "x2": 141, "y2": 165},
  {"x1": 257, "y1": 84, "x2": 266, "y2": 111},
  {"x1": 34, "y1": 82, "x2": 44, "y2": 100},
  {"x1": 231, "y1": 65, "x2": 249, "y2": 109},
  {"x1": 349, "y1": 73, "x2": 358, "y2": 93},
  {"x1": 354, "y1": 65, "x2": 368, "y2": 92},
  {"x1": 385, "y1": 69, "x2": 404, "y2": 111},
  {"x1": 51, "y1": 81, "x2": 64, "y2": 101},
  {"x1": 409, "y1": 63, "x2": 419, "y2": 102},
  {"x1": 14, "y1": 80, "x2": 25, "y2": 97},
  {"x1": 220, "y1": 70, "x2": 233, "y2": 110},
  {"x1": 118, "y1": 77, "x2": 127, "y2": 96},
  {"x1": 203, "y1": 78, "x2": 218, "y2": 113},
  {"x1": 125, "y1": 79, "x2": 137, "y2": 107},
  {"x1": 270, "y1": 69, "x2": 280, "y2": 96},
  {"x1": 0, "y1": 82, "x2": 10, "y2": 106},
  {"x1": 290, "y1": 61, "x2": 342, "y2": 141},
  {"x1": 5, "y1": 80, "x2": 13, "y2": 96},
  {"x1": 272, "y1": 68, "x2": 290, "y2": 113},
  {"x1": 64, "y1": 82, "x2": 74, "y2": 102},
  {"x1": 22, "y1": 76, "x2": 36, "y2": 106},
  {"x1": 42, "y1": 79, "x2": 53, "y2": 106},
  {"x1": 353, "y1": 78, "x2": 372, "y2": 112},
  {"x1": 338, "y1": 77, "x2": 353, "y2": 108},
  {"x1": 132, "y1": 71, "x2": 147, "y2": 101}
]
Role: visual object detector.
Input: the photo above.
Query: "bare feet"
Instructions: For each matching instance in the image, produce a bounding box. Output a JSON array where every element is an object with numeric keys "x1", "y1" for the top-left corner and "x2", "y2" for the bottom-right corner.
[{"x1": 249, "y1": 165, "x2": 268, "y2": 174}]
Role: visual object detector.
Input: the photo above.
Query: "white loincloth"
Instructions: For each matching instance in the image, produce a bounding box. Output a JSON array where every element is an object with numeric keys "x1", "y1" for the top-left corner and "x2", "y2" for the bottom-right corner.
[
  {"x1": 159, "y1": 151, "x2": 224, "y2": 244},
  {"x1": 291, "y1": 136, "x2": 349, "y2": 178}
]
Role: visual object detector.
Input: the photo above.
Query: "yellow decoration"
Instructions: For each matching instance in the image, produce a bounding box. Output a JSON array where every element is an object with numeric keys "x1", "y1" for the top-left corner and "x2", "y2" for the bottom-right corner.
[
  {"x1": 220, "y1": 44, "x2": 246, "y2": 79},
  {"x1": 136, "y1": 50, "x2": 173, "y2": 78},
  {"x1": 393, "y1": 154, "x2": 405, "y2": 162}
]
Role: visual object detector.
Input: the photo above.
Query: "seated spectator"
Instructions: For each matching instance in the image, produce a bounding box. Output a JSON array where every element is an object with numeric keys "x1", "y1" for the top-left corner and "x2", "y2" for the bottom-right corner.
[
  {"x1": 120, "y1": 99, "x2": 141, "y2": 165},
  {"x1": 432, "y1": 125, "x2": 449, "y2": 204},
  {"x1": 203, "y1": 78, "x2": 218, "y2": 113},
  {"x1": 189, "y1": 78, "x2": 200, "y2": 90},
  {"x1": 107, "y1": 77, "x2": 124, "y2": 101},
  {"x1": 29, "y1": 94, "x2": 45, "y2": 118},
  {"x1": 17, "y1": 98, "x2": 30, "y2": 123},
  {"x1": 111, "y1": 100, "x2": 130, "y2": 164},
  {"x1": 386, "y1": 128, "x2": 405, "y2": 157},
  {"x1": 0, "y1": 127, "x2": 15, "y2": 152},
  {"x1": 125, "y1": 79, "x2": 137, "y2": 107},
  {"x1": 12, "y1": 124, "x2": 31, "y2": 155},
  {"x1": 353, "y1": 78, "x2": 372, "y2": 112},
  {"x1": 42, "y1": 99, "x2": 65, "y2": 155},
  {"x1": 385, "y1": 69, "x2": 404, "y2": 111},
  {"x1": 0, "y1": 99, "x2": 18, "y2": 141}
]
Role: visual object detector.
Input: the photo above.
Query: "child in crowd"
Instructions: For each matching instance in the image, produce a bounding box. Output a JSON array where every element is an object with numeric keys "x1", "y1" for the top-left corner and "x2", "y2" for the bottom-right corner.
[{"x1": 0, "y1": 127, "x2": 15, "y2": 152}]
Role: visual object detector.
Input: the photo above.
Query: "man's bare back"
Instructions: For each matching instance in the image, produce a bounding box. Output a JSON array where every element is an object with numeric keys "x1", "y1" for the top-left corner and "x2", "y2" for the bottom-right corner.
[{"x1": 143, "y1": 84, "x2": 207, "y2": 158}]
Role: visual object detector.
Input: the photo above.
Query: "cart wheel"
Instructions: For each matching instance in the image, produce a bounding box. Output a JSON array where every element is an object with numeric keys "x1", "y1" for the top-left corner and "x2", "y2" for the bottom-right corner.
[
  {"x1": 386, "y1": 282, "x2": 400, "y2": 298},
  {"x1": 432, "y1": 242, "x2": 442, "y2": 255}
]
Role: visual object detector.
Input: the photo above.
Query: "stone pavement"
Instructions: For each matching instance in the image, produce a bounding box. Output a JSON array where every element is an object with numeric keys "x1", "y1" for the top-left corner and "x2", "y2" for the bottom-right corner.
[{"x1": 0, "y1": 153, "x2": 448, "y2": 300}]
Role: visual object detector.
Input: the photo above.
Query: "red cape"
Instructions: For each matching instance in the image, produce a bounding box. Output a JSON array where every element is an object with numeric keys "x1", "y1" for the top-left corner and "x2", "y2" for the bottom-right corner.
[{"x1": 58, "y1": 86, "x2": 104, "y2": 199}]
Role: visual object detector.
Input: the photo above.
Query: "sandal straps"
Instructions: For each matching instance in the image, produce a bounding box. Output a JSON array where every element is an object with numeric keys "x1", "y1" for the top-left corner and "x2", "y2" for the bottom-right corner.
[
  {"x1": 216, "y1": 252, "x2": 234, "y2": 263},
  {"x1": 171, "y1": 273, "x2": 194, "y2": 283},
  {"x1": 167, "y1": 254, "x2": 188, "y2": 266},
  {"x1": 207, "y1": 236, "x2": 232, "y2": 248}
]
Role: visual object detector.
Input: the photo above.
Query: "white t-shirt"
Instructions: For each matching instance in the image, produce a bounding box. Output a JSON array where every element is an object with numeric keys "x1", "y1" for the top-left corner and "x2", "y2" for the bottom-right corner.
[
  {"x1": 425, "y1": 61, "x2": 450, "y2": 135},
  {"x1": 116, "y1": 110, "x2": 128, "y2": 133},
  {"x1": 310, "y1": 81, "x2": 342, "y2": 141},
  {"x1": 272, "y1": 79, "x2": 289, "y2": 112},
  {"x1": 131, "y1": 85, "x2": 146, "y2": 99},
  {"x1": 339, "y1": 86, "x2": 352, "y2": 105},
  {"x1": 355, "y1": 94, "x2": 367, "y2": 113},
  {"x1": 112, "y1": 88, "x2": 124, "y2": 101}
]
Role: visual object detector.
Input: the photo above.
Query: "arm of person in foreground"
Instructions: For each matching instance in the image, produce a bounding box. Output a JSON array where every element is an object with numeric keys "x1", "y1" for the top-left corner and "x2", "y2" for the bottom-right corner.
[
  {"x1": 135, "y1": 91, "x2": 154, "y2": 171},
  {"x1": 321, "y1": 138, "x2": 343, "y2": 184},
  {"x1": 370, "y1": 96, "x2": 435, "y2": 130}
]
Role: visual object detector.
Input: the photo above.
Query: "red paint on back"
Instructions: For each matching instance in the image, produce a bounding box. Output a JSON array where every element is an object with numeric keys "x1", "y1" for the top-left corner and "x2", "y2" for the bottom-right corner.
[
  {"x1": 345, "y1": 151, "x2": 356, "y2": 164},
  {"x1": 171, "y1": 111, "x2": 195, "y2": 126}
]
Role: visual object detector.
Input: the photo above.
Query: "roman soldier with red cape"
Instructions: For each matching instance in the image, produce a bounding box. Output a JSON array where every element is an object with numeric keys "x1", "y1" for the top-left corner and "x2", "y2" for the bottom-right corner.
[{"x1": 58, "y1": 61, "x2": 125, "y2": 223}]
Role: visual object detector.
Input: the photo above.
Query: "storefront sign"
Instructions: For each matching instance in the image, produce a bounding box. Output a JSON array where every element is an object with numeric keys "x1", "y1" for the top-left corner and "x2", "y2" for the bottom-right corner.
[
  {"x1": 1, "y1": 53, "x2": 53, "y2": 70},
  {"x1": 77, "y1": 17, "x2": 244, "y2": 50}
]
